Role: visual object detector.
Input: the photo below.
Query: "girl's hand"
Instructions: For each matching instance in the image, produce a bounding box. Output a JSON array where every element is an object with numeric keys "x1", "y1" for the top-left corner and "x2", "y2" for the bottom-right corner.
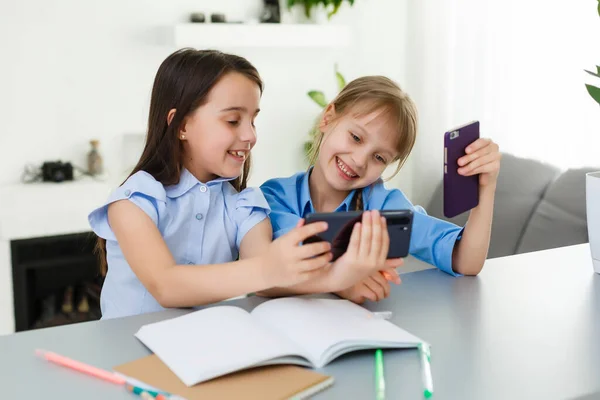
[
  {"x1": 458, "y1": 138, "x2": 501, "y2": 187},
  {"x1": 336, "y1": 268, "x2": 402, "y2": 304},
  {"x1": 261, "y1": 219, "x2": 333, "y2": 288},
  {"x1": 326, "y1": 210, "x2": 404, "y2": 292}
]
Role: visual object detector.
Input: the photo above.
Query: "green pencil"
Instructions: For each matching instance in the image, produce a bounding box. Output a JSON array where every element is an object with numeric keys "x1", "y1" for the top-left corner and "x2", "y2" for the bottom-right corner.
[
  {"x1": 375, "y1": 349, "x2": 385, "y2": 400},
  {"x1": 419, "y1": 342, "x2": 434, "y2": 398}
]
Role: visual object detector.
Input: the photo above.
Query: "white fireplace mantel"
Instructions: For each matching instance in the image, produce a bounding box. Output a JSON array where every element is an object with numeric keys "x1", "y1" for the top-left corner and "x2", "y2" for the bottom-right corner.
[{"x1": 0, "y1": 178, "x2": 116, "y2": 335}]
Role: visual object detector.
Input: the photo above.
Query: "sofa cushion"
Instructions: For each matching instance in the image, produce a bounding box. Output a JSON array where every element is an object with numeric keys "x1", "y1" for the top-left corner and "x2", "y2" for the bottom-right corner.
[
  {"x1": 516, "y1": 168, "x2": 595, "y2": 254},
  {"x1": 426, "y1": 153, "x2": 560, "y2": 258}
]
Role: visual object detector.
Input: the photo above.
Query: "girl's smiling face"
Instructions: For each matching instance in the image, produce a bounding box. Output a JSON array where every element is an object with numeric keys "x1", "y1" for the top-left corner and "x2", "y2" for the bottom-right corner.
[
  {"x1": 176, "y1": 72, "x2": 261, "y2": 183},
  {"x1": 315, "y1": 104, "x2": 400, "y2": 192}
]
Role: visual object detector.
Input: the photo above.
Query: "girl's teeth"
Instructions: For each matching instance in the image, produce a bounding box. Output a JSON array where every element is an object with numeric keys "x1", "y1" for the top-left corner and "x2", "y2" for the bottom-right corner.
[
  {"x1": 337, "y1": 158, "x2": 356, "y2": 178},
  {"x1": 228, "y1": 151, "x2": 246, "y2": 158}
]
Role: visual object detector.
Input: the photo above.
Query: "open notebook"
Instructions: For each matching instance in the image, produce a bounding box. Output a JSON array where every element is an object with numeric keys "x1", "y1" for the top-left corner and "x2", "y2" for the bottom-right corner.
[{"x1": 135, "y1": 297, "x2": 424, "y2": 387}]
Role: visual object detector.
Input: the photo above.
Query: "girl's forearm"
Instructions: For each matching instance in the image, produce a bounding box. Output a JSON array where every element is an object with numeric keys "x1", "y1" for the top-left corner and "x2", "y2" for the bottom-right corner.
[
  {"x1": 256, "y1": 271, "x2": 332, "y2": 297},
  {"x1": 452, "y1": 184, "x2": 496, "y2": 275},
  {"x1": 152, "y1": 257, "x2": 272, "y2": 307}
]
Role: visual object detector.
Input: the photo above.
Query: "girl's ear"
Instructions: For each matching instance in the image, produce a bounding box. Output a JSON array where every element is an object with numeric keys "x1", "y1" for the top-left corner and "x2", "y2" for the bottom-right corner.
[
  {"x1": 167, "y1": 109, "x2": 176, "y2": 126},
  {"x1": 318, "y1": 103, "x2": 336, "y2": 132},
  {"x1": 168, "y1": 109, "x2": 188, "y2": 140}
]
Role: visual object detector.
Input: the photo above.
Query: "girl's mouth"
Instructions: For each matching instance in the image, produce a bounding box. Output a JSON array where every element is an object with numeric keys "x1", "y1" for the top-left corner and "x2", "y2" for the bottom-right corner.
[
  {"x1": 227, "y1": 150, "x2": 247, "y2": 162},
  {"x1": 336, "y1": 156, "x2": 359, "y2": 180}
]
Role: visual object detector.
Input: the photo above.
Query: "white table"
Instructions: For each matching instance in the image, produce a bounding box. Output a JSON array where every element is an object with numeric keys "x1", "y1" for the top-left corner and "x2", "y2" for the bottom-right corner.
[{"x1": 1, "y1": 243, "x2": 599, "y2": 399}]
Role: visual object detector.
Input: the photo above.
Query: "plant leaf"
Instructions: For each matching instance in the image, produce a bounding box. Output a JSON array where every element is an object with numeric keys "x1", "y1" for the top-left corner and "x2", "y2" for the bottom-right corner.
[
  {"x1": 597, "y1": 0, "x2": 600, "y2": 17},
  {"x1": 585, "y1": 69, "x2": 600, "y2": 78},
  {"x1": 335, "y1": 64, "x2": 346, "y2": 91},
  {"x1": 308, "y1": 90, "x2": 328, "y2": 107},
  {"x1": 586, "y1": 84, "x2": 600, "y2": 105},
  {"x1": 328, "y1": 0, "x2": 343, "y2": 18},
  {"x1": 597, "y1": 65, "x2": 600, "y2": 75}
]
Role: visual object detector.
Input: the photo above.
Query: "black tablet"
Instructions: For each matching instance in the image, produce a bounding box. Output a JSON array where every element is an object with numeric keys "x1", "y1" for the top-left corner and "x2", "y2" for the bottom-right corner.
[{"x1": 304, "y1": 210, "x2": 413, "y2": 261}]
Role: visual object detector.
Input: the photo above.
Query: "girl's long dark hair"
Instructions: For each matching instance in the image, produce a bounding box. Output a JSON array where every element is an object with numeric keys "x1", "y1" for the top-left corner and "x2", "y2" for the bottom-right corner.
[{"x1": 95, "y1": 48, "x2": 263, "y2": 276}]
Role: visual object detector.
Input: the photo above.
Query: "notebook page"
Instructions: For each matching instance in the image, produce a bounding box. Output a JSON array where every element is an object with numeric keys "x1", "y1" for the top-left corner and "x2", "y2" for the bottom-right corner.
[
  {"x1": 251, "y1": 298, "x2": 423, "y2": 367},
  {"x1": 134, "y1": 306, "x2": 304, "y2": 386}
]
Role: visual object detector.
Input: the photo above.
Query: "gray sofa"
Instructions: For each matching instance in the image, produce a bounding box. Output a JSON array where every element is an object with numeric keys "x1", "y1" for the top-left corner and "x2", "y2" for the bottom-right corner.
[{"x1": 426, "y1": 153, "x2": 597, "y2": 259}]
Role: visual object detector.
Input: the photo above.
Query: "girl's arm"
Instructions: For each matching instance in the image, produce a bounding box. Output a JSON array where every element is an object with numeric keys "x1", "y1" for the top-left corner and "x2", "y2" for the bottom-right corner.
[
  {"x1": 451, "y1": 138, "x2": 501, "y2": 275},
  {"x1": 108, "y1": 200, "x2": 332, "y2": 307}
]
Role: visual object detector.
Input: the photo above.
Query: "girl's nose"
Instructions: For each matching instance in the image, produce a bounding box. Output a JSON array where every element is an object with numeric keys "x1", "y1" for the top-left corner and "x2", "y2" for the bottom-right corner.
[
  {"x1": 239, "y1": 123, "x2": 257, "y2": 144},
  {"x1": 353, "y1": 149, "x2": 369, "y2": 169}
]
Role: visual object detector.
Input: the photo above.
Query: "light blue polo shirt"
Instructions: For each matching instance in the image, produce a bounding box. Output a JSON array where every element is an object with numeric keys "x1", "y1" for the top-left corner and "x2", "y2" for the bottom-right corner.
[
  {"x1": 88, "y1": 168, "x2": 270, "y2": 319},
  {"x1": 260, "y1": 170, "x2": 463, "y2": 276}
]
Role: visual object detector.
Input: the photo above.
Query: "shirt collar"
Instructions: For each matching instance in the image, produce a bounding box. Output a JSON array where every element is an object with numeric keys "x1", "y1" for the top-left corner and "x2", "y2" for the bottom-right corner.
[
  {"x1": 300, "y1": 167, "x2": 357, "y2": 214},
  {"x1": 165, "y1": 168, "x2": 235, "y2": 198}
]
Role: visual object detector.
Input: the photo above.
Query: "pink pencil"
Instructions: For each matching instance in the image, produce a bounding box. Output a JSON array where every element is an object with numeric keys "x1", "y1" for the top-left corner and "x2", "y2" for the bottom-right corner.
[{"x1": 35, "y1": 349, "x2": 126, "y2": 385}]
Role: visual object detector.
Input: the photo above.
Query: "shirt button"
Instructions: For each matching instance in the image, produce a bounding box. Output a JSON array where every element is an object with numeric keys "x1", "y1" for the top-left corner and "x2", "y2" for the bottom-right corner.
[
  {"x1": 124, "y1": 189, "x2": 131, "y2": 196},
  {"x1": 200, "y1": 186, "x2": 207, "y2": 193},
  {"x1": 187, "y1": 261, "x2": 193, "y2": 265},
  {"x1": 195, "y1": 213, "x2": 203, "y2": 220}
]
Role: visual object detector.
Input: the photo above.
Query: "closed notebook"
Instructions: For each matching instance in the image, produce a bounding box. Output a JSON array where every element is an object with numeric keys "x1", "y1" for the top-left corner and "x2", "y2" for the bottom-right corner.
[
  {"x1": 113, "y1": 354, "x2": 334, "y2": 400},
  {"x1": 134, "y1": 297, "x2": 424, "y2": 386}
]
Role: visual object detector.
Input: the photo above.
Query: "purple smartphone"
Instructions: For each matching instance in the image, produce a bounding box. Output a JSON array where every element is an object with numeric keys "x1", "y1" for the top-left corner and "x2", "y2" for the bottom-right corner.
[{"x1": 444, "y1": 121, "x2": 480, "y2": 218}]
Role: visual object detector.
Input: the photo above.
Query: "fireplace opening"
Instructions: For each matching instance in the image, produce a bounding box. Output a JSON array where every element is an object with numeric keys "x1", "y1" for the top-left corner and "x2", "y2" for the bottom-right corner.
[{"x1": 11, "y1": 232, "x2": 104, "y2": 331}]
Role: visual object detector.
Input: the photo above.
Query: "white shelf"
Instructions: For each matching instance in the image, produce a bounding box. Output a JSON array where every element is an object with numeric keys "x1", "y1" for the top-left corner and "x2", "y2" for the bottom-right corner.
[
  {"x1": 0, "y1": 178, "x2": 115, "y2": 241},
  {"x1": 174, "y1": 23, "x2": 351, "y2": 49}
]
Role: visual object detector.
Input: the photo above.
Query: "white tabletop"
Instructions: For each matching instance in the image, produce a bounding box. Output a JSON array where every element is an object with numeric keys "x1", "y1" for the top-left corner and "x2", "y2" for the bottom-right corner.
[{"x1": 1, "y1": 243, "x2": 599, "y2": 399}]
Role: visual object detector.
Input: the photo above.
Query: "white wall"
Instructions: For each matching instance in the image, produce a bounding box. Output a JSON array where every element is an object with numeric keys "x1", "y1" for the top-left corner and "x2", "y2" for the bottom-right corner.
[
  {"x1": 0, "y1": 0, "x2": 412, "y2": 197},
  {"x1": 406, "y1": 0, "x2": 600, "y2": 206},
  {"x1": 0, "y1": 0, "x2": 411, "y2": 334},
  {"x1": 2, "y1": 0, "x2": 597, "y2": 216}
]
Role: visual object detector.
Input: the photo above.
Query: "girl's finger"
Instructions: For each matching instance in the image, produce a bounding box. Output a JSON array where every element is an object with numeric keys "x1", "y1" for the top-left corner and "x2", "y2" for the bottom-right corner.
[
  {"x1": 363, "y1": 291, "x2": 377, "y2": 303},
  {"x1": 458, "y1": 142, "x2": 493, "y2": 167},
  {"x1": 371, "y1": 273, "x2": 391, "y2": 298},
  {"x1": 379, "y1": 216, "x2": 390, "y2": 261},
  {"x1": 301, "y1": 251, "x2": 333, "y2": 272},
  {"x1": 463, "y1": 160, "x2": 501, "y2": 177},
  {"x1": 288, "y1": 221, "x2": 328, "y2": 244},
  {"x1": 296, "y1": 218, "x2": 305, "y2": 228},
  {"x1": 363, "y1": 276, "x2": 388, "y2": 301},
  {"x1": 346, "y1": 221, "x2": 362, "y2": 257},
  {"x1": 384, "y1": 258, "x2": 404, "y2": 270},
  {"x1": 298, "y1": 241, "x2": 332, "y2": 259},
  {"x1": 465, "y1": 138, "x2": 492, "y2": 154},
  {"x1": 358, "y1": 211, "x2": 373, "y2": 259},
  {"x1": 369, "y1": 210, "x2": 383, "y2": 259},
  {"x1": 458, "y1": 151, "x2": 499, "y2": 175},
  {"x1": 359, "y1": 281, "x2": 380, "y2": 302},
  {"x1": 381, "y1": 268, "x2": 402, "y2": 284}
]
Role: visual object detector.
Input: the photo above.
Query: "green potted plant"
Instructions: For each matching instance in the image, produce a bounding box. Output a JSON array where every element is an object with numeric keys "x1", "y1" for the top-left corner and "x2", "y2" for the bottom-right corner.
[
  {"x1": 283, "y1": 0, "x2": 356, "y2": 23},
  {"x1": 584, "y1": 0, "x2": 600, "y2": 105},
  {"x1": 584, "y1": 0, "x2": 600, "y2": 273},
  {"x1": 304, "y1": 65, "x2": 346, "y2": 160}
]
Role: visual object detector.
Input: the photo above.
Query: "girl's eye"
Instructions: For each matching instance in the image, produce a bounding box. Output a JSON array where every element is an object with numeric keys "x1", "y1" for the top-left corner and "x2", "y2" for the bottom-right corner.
[
  {"x1": 350, "y1": 132, "x2": 360, "y2": 143},
  {"x1": 227, "y1": 121, "x2": 240, "y2": 126},
  {"x1": 375, "y1": 155, "x2": 386, "y2": 164}
]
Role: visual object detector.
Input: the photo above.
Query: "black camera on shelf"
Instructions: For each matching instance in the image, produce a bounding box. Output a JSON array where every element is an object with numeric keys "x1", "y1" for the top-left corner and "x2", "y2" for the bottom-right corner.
[{"x1": 42, "y1": 161, "x2": 73, "y2": 182}]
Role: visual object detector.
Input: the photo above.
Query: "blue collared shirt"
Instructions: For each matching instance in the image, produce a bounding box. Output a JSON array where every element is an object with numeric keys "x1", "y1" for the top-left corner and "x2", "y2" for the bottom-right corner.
[
  {"x1": 260, "y1": 170, "x2": 463, "y2": 276},
  {"x1": 88, "y1": 168, "x2": 270, "y2": 319}
]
